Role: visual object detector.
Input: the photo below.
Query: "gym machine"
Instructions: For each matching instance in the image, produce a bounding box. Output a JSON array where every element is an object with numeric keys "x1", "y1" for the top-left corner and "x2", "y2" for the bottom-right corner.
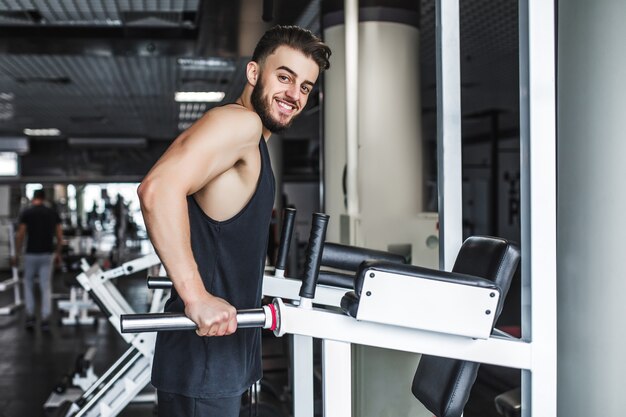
[
  {"x1": 57, "y1": 253, "x2": 163, "y2": 326},
  {"x1": 0, "y1": 223, "x2": 23, "y2": 315},
  {"x1": 122, "y1": 212, "x2": 521, "y2": 417},
  {"x1": 49, "y1": 253, "x2": 166, "y2": 417}
]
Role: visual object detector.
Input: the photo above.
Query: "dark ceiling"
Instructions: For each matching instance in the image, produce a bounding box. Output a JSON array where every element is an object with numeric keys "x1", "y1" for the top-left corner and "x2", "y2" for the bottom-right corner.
[{"x1": 0, "y1": 0, "x2": 519, "y2": 183}]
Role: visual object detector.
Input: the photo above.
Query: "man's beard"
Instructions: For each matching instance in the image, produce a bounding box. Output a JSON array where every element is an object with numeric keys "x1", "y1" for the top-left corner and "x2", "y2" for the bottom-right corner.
[{"x1": 251, "y1": 76, "x2": 296, "y2": 133}]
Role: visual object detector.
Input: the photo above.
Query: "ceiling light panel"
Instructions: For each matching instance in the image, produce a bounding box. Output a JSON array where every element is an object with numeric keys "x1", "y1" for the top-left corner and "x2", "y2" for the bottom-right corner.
[{"x1": 0, "y1": 0, "x2": 199, "y2": 26}]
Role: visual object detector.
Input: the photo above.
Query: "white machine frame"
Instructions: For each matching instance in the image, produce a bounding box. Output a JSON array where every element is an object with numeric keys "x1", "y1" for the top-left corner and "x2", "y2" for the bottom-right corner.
[
  {"x1": 127, "y1": 264, "x2": 526, "y2": 417},
  {"x1": 58, "y1": 254, "x2": 163, "y2": 326},
  {"x1": 337, "y1": 0, "x2": 557, "y2": 414},
  {"x1": 0, "y1": 224, "x2": 23, "y2": 314},
  {"x1": 265, "y1": 0, "x2": 557, "y2": 414},
  {"x1": 50, "y1": 253, "x2": 165, "y2": 417},
  {"x1": 435, "y1": 0, "x2": 557, "y2": 415}
]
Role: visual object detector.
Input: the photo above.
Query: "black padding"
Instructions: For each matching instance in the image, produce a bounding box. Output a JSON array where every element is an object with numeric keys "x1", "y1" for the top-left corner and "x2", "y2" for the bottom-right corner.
[
  {"x1": 340, "y1": 291, "x2": 360, "y2": 318},
  {"x1": 351, "y1": 260, "x2": 500, "y2": 299},
  {"x1": 451, "y1": 236, "x2": 520, "y2": 318},
  {"x1": 318, "y1": 271, "x2": 355, "y2": 289},
  {"x1": 413, "y1": 357, "x2": 480, "y2": 417},
  {"x1": 321, "y1": 242, "x2": 406, "y2": 271},
  {"x1": 411, "y1": 236, "x2": 520, "y2": 417},
  {"x1": 494, "y1": 387, "x2": 521, "y2": 417}
]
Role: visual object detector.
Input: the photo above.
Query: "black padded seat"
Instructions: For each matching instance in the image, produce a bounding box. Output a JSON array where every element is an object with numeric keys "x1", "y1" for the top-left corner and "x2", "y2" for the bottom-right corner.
[{"x1": 412, "y1": 236, "x2": 520, "y2": 417}]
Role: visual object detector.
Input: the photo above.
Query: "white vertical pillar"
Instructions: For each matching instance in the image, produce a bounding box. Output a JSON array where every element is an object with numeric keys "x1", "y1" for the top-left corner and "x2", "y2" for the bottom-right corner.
[
  {"x1": 322, "y1": 340, "x2": 352, "y2": 417},
  {"x1": 557, "y1": 1, "x2": 626, "y2": 416},
  {"x1": 292, "y1": 334, "x2": 314, "y2": 417},
  {"x1": 344, "y1": 0, "x2": 359, "y2": 241},
  {"x1": 323, "y1": 3, "x2": 424, "y2": 247},
  {"x1": 322, "y1": 3, "x2": 428, "y2": 415},
  {"x1": 436, "y1": 0, "x2": 463, "y2": 271},
  {"x1": 520, "y1": 0, "x2": 557, "y2": 415},
  {"x1": 435, "y1": 0, "x2": 463, "y2": 271}
]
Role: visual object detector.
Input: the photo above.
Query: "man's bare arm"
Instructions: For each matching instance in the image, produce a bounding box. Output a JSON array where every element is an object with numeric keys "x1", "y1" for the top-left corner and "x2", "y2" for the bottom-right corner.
[{"x1": 138, "y1": 106, "x2": 262, "y2": 336}]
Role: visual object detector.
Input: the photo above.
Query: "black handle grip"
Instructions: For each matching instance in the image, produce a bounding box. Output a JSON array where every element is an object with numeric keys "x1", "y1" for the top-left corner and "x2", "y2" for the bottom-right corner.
[
  {"x1": 147, "y1": 276, "x2": 173, "y2": 289},
  {"x1": 275, "y1": 208, "x2": 296, "y2": 271},
  {"x1": 299, "y1": 213, "x2": 330, "y2": 299}
]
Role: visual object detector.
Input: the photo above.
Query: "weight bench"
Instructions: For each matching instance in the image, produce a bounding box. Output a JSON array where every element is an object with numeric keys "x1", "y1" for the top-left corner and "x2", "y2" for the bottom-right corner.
[{"x1": 340, "y1": 236, "x2": 520, "y2": 416}]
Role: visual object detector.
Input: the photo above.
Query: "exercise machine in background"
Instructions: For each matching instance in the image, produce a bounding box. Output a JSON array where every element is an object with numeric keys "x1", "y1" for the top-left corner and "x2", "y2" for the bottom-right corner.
[
  {"x1": 0, "y1": 223, "x2": 23, "y2": 315},
  {"x1": 47, "y1": 253, "x2": 166, "y2": 417}
]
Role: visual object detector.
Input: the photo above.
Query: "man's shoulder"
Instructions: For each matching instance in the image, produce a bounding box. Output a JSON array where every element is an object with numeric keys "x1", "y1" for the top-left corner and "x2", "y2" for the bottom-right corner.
[{"x1": 196, "y1": 104, "x2": 263, "y2": 143}]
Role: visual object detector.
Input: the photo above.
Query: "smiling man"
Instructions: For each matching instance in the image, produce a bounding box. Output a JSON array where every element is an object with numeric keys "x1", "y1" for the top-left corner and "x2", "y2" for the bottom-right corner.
[{"x1": 137, "y1": 26, "x2": 330, "y2": 416}]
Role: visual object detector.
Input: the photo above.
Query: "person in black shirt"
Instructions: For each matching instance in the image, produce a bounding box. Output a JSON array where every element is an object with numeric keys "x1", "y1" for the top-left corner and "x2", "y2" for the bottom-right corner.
[
  {"x1": 138, "y1": 26, "x2": 330, "y2": 417},
  {"x1": 12, "y1": 189, "x2": 62, "y2": 331}
]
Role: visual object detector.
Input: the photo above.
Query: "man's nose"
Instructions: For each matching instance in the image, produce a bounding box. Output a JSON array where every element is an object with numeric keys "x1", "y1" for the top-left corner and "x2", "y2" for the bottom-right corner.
[{"x1": 285, "y1": 84, "x2": 300, "y2": 101}]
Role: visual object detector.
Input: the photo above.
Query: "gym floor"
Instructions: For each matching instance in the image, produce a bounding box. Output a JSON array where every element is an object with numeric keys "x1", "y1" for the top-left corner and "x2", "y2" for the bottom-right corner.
[{"x1": 0, "y1": 267, "x2": 518, "y2": 417}]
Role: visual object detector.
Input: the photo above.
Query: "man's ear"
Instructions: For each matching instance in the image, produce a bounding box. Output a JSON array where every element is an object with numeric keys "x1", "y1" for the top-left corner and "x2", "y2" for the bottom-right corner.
[{"x1": 246, "y1": 62, "x2": 259, "y2": 86}]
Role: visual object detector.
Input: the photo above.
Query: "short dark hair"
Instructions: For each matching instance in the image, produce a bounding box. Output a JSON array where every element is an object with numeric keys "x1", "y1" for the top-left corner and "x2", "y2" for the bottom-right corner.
[
  {"x1": 252, "y1": 25, "x2": 331, "y2": 72},
  {"x1": 33, "y1": 189, "x2": 45, "y2": 200}
]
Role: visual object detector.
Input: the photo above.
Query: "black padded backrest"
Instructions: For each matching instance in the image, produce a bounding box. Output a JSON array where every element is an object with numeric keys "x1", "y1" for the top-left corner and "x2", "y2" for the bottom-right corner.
[
  {"x1": 412, "y1": 236, "x2": 520, "y2": 417},
  {"x1": 452, "y1": 236, "x2": 519, "y2": 318}
]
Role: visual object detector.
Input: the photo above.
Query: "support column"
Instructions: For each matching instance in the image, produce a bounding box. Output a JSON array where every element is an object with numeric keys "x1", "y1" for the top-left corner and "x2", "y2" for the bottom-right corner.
[
  {"x1": 557, "y1": 1, "x2": 626, "y2": 415},
  {"x1": 322, "y1": 3, "x2": 431, "y2": 416},
  {"x1": 322, "y1": 0, "x2": 425, "y2": 248}
]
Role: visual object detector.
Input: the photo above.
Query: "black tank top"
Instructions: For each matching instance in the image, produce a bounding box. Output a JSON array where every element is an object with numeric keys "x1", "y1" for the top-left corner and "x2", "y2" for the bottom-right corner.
[{"x1": 151, "y1": 136, "x2": 275, "y2": 398}]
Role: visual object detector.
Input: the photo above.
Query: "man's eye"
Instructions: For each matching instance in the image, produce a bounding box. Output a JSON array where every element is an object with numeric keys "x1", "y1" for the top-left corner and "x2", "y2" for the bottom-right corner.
[
  {"x1": 278, "y1": 75, "x2": 289, "y2": 82},
  {"x1": 301, "y1": 85, "x2": 310, "y2": 94}
]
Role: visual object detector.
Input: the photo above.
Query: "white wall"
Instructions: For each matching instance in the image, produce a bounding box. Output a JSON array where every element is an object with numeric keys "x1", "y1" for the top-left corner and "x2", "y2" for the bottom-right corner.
[{"x1": 557, "y1": 1, "x2": 626, "y2": 415}]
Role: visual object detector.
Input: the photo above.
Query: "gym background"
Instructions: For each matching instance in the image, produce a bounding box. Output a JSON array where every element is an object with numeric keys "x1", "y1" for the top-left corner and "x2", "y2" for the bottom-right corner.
[{"x1": 0, "y1": 0, "x2": 621, "y2": 417}]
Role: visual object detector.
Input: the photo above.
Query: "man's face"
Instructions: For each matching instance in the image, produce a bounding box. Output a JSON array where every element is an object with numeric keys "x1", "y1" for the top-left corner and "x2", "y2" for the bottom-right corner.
[{"x1": 251, "y1": 46, "x2": 320, "y2": 133}]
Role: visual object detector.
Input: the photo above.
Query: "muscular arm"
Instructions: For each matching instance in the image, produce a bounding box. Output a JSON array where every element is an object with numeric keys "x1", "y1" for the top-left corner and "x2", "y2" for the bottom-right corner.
[{"x1": 138, "y1": 107, "x2": 263, "y2": 336}]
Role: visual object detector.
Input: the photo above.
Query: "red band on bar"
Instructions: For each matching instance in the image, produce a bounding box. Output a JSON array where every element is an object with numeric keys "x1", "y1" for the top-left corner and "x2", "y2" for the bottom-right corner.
[{"x1": 268, "y1": 303, "x2": 277, "y2": 331}]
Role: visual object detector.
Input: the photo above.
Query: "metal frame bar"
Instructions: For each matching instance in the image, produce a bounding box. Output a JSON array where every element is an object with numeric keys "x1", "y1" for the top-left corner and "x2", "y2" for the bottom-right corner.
[
  {"x1": 433, "y1": 0, "x2": 558, "y2": 414},
  {"x1": 344, "y1": 0, "x2": 359, "y2": 228},
  {"x1": 436, "y1": 0, "x2": 463, "y2": 271},
  {"x1": 519, "y1": 0, "x2": 558, "y2": 415},
  {"x1": 277, "y1": 304, "x2": 531, "y2": 369},
  {"x1": 263, "y1": 274, "x2": 347, "y2": 307}
]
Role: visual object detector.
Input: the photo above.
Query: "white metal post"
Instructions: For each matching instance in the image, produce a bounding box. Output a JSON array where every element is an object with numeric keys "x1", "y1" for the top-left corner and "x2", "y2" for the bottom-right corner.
[
  {"x1": 322, "y1": 339, "x2": 352, "y2": 417},
  {"x1": 344, "y1": 0, "x2": 359, "y2": 218},
  {"x1": 436, "y1": 0, "x2": 463, "y2": 270},
  {"x1": 519, "y1": 0, "x2": 558, "y2": 415},
  {"x1": 292, "y1": 334, "x2": 314, "y2": 417},
  {"x1": 344, "y1": 0, "x2": 359, "y2": 245}
]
